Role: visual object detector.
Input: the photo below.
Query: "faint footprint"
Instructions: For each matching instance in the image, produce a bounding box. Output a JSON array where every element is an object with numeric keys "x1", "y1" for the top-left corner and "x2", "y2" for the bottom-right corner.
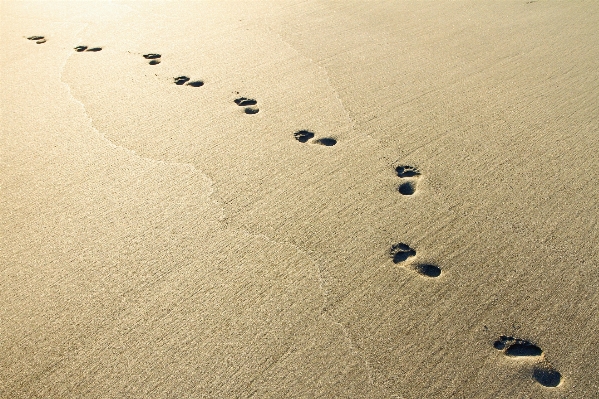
[
  {"x1": 395, "y1": 165, "x2": 421, "y2": 196},
  {"x1": 234, "y1": 97, "x2": 259, "y2": 114},
  {"x1": 292, "y1": 130, "x2": 337, "y2": 146},
  {"x1": 174, "y1": 76, "x2": 204, "y2": 87},
  {"x1": 74, "y1": 46, "x2": 102, "y2": 52},
  {"x1": 143, "y1": 53, "x2": 161, "y2": 65},
  {"x1": 389, "y1": 243, "x2": 441, "y2": 277},
  {"x1": 493, "y1": 336, "x2": 562, "y2": 388},
  {"x1": 27, "y1": 36, "x2": 46, "y2": 44}
]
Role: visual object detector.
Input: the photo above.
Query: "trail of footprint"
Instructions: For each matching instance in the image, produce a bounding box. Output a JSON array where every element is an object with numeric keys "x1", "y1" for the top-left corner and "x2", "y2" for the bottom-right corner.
[
  {"x1": 292, "y1": 130, "x2": 337, "y2": 146},
  {"x1": 493, "y1": 336, "x2": 562, "y2": 388},
  {"x1": 174, "y1": 76, "x2": 204, "y2": 87},
  {"x1": 389, "y1": 243, "x2": 441, "y2": 278},
  {"x1": 234, "y1": 96, "x2": 259, "y2": 114},
  {"x1": 395, "y1": 165, "x2": 421, "y2": 196},
  {"x1": 74, "y1": 46, "x2": 102, "y2": 52},
  {"x1": 27, "y1": 36, "x2": 46, "y2": 44},
  {"x1": 143, "y1": 53, "x2": 161, "y2": 65}
]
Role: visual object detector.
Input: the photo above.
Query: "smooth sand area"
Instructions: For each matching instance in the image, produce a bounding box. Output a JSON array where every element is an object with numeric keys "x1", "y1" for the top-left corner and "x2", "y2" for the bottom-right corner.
[{"x1": 2, "y1": 1, "x2": 598, "y2": 397}]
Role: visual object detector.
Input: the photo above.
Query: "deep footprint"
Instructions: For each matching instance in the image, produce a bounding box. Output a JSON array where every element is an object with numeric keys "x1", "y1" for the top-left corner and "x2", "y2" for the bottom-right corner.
[
  {"x1": 187, "y1": 80, "x2": 204, "y2": 87},
  {"x1": 532, "y1": 365, "x2": 562, "y2": 387},
  {"x1": 144, "y1": 54, "x2": 161, "y2": 65},
  {"x1": 174, "y1": 76, "x2": 190, "y2": 85},
  {"x1": 389, "y1": 243, "x2": 416, "y2": 263},
  {"x1": 493, "y1": 336, "x2": 543, "y2": 357},
  {"x1": 313, "y1": 138, "x2": 337, "y2": 146},
  {"x1": 244, "y1": 107, "x2": 259, "y2": 114},
  {"x1": 398, "y1": 181, "x2": 416, "y2": 195},
  {"x1": 234, "y1": 97, "x2": 257, "y2": 106},
  {"x1": 395, "y1": 165, "x2": 420, "y2": 195},
  {"x1": 412, "y1": 263, "x2": 441, "y2": 278},
  {"x1": 494, "y1": 336, "x2": 562, "y2": 388},
  {"x1": 294, "y1": 130, "x2": 315, "y2": 143},
  {"x1": 27, "y1": 36, "x2": 46, "y2": 44},
  {"x1": 396, "y1": 165, "x2": 421, "y2": 178},
  {"x1": 74, "y1": 46, "x2": 102, "y2": 52}
]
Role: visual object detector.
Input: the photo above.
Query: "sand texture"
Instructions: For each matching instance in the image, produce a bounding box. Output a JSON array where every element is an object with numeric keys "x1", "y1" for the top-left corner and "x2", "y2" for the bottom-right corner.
[{"x1": 1, "y1": 1, "x2": 598, "y2": 398}]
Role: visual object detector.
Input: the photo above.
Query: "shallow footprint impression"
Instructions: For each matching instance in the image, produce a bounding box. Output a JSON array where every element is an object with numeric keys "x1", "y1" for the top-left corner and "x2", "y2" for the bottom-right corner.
[{"x1": 493, "y1": 336, "x2": 562, "y2": 388}]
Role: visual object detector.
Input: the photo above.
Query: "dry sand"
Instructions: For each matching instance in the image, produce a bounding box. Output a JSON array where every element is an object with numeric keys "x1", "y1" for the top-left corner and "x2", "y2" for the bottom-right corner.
[{"x1": 1, "y1": 1, "x2": 598, "y2": 397}]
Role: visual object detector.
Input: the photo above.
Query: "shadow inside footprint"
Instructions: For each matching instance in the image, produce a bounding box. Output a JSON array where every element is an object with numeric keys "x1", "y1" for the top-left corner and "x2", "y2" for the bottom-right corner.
[
  {"x1": 74, "y1": 46, "x2": 102, "y2": 52},
  {"x1": 143, "y1": 53, "x2": 161, "y2": 59},
  {"x1": 234, "y1": 97, "x2": 257, "y2": 106},
  {"x1": 174, "y1": 76, "x2": 190, "y2": 85},
  {"x1": 532, "y1": 366, "x2": 561, "y2": 387},
  {"x1": 396, "y1": 165, "x2": 420, "y2": 178},
  {"x1": 493, "y1": 336, "x2": 543, "y2": 357},
  {"x1": 398, "y1": 181, "x2": 416, "y2": 195},
  {"x1": 390, "y1": 243, "x2": 416, "y2": 263},
  {"x1": 505, "y1": 343, "x2": 543, "y2": 357},
  {"x1": 149, "y1": 60, "x2": 161, "y2": 65},
  {"x1": 294, "y1": 130, "x2": 315, "y2": 143},
  {"x1": 313, "y1": 138, "x2": 337, "y2": 146},
  {"x1": 412, "y1": 264, "x2": 441, "y2": 278},
  {"x1": 494, "y1": 336, "x2": 562, "y2": 388},
  {"x1": 187, "y1": 80, "x2": 204, "y2": 87},
  {"x1": 244, "y1": 107, "x2": 259, "y2": 114},
  {"x1": 27, "y1": 36, "x2": 46, "y2": 43}
]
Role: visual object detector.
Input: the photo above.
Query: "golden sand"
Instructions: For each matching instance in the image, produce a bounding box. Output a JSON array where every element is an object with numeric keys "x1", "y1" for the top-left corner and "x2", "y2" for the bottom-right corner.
[{"x1": 2, "y1": 1, "x2": 598, "y2": 397}]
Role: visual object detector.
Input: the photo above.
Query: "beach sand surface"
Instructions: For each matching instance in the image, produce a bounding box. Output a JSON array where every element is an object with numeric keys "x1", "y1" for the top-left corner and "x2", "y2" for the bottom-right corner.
[{"x1": 1, "y1": 1, "x2": 598, "y2": 397}]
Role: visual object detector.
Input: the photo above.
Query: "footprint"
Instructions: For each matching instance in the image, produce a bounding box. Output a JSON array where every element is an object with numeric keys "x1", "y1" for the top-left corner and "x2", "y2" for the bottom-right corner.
[
  {"x1": 313, "y1": 138, "x2": 337, "y2": 146},
  {"x1": 74, "y1": 46, "x2": 102, "y2": 52},
  {"x1": 532, "y1": 365, "x2": 562, "y2": 388},
  {"x1": 494, "y1": 336, "x2": 543, "y2": 356},
  {"x1": 27, "y1": 36, "x2": 46, "y2": 44},
  {"x1": 389, "y1": 243, "x2": 416, "y2": 263},
  {"x1": 395, "y1": 165, "x2": 421, "y2": 178},
  {"x1": 493, "y1": 336, "x2": 562, "y2": 388},
  {"x1": 234, "y1": 97, "x2": 259, "y2": 114},
  {"x1": 389, "y1": 243, "x2": 441, "y2": 277},
  {"x1": 292, "y1": 130, "x2": 337, "y2": 146},
  {"x1": 234, "y1": 97, "x2": 257, "y2": 106},
  {"x1": 412, "y1": 263, "x2": 442, "y2": 278},
  {"x1": 173, "y1": 76, "x2": 204, "y2": 87},
  {"x1": 395, "y1": 165, "x2": 421, "y2": 196},
  {"x1": 293, "y1": 130, "x2": 315, "y2": 143},
  {"x1": 143, "y1": 53, "x2": 161, "y2": 65}
]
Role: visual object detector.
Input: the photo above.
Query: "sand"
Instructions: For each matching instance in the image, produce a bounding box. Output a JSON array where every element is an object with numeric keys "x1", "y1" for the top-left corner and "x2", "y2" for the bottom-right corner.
[{"x1": 1, "y1": 0, "x2": 598, "y2": 397}]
